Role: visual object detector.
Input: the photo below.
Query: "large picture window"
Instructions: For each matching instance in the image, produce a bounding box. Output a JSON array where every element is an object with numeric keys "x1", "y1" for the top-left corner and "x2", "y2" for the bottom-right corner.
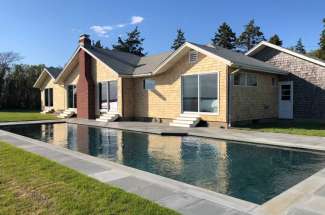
[
  {"x1": 67, "y1": 85, "x2": 77, "y2": 108},
  {"x1": 182, "y1": 73, "x2": 219, "y2": 113},
  {"x1": 44, "y1": 88, "x2": 53, "y2": 107}
]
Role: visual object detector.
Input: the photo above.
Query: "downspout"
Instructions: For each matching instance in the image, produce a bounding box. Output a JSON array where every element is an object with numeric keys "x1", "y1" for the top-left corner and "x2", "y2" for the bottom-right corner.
[{"x1": 227, "y1": 68, "x2": 241, "y2": 128}]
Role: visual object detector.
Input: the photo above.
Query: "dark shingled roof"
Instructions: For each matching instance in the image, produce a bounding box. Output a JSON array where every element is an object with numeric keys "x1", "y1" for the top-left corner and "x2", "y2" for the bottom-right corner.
[
  {"x1": 84, "y1": 47, "x2": 173, "y2": 76},
  {"x1": 46, "y1": 67, "x2": 62, "y2": 78},
  {"x1": 192, "y1": 43, "x2": 287, "y2": 75}
]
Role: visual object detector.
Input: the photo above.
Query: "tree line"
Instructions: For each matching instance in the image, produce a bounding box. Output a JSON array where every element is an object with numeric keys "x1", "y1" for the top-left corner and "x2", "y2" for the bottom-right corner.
[
  {"x1": 96, "y1": 18, "x2": 325, "y2": 60},
  {"x1": 0, "y1": 52, "x2": 45, "y2": 110}
]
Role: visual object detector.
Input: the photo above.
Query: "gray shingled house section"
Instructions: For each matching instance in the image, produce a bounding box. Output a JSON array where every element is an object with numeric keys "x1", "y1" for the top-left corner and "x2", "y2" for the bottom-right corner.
[
  {"x1": 251, "y1": 46, "x2": 325, "y2": 119},
  {"x1": 46, "y1": 67, "x2": 62, "y2": 78}
]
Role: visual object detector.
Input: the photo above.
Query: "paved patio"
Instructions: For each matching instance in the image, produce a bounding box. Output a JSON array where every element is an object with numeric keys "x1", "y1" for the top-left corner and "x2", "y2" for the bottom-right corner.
[{"x1": 1, "y1": 119, "x2": 325, "y2": 215}]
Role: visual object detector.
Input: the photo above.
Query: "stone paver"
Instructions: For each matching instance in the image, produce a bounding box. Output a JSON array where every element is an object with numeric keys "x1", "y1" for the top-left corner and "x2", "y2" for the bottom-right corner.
[
  {"x1": 60, "y1": 157, "x2": 110, "y2": 175},
  {"x1": 90, "y1": 169, "x2": 130, "y2": 183},
  {"x1": 157, "y1": 192, "x2": 202, "y2": 210},
  {"x1": 131, "y1": 183, "x2": 176, "y2": 201},
  {"x1": 287, "y1": 208, "x2": 323, "y2": 215},
  {"x1": 110, "y1": 176, "x2": 152, "y2": 192},
  {"x1": 179, "y1": 199, "x2": 231, "y2": 215},
  {"x1": 0, "y1": 135, "x2": 34, "y2": 147}
]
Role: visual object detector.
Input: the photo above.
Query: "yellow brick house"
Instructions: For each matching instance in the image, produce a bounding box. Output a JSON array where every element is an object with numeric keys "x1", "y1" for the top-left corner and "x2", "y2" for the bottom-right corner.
[{"x1": 34, "y1": 35, "x2": 288, "y2": 127}]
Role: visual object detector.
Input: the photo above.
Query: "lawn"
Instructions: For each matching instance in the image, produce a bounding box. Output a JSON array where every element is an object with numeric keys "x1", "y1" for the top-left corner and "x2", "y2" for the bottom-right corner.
[
  {"x1": 0, "y1": 111, "x2": 57, "y2": 122},
  {"x1": 0, "y1": 141, "x2": 178, "y2": 215},
  {"x1": 236, "y1": 120, "x2": 325, "y2": 137}
]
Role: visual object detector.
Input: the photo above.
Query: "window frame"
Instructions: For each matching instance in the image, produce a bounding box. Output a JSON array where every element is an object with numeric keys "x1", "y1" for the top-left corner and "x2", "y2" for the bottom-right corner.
[
  {"x1": 44, "y1": 88, "x2": 53, "y2": 107},
  {"x1": 233, "y1": 72, "x2": 258, "y2": 87},
  {"x1": 181, "y1": 71, "x2": 220, "y2": 115},
  {"x1": 246, "y1": 73, "x2": 257, "y2": 87}
]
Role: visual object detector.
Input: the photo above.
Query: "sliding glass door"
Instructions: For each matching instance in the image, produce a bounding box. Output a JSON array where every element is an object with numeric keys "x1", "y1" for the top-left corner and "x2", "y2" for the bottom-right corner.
[
  {"x1": 67, "y1": 85, "x2": 77, "y2": 108},
  {"x1": 182, "y1": 73, "x2": 218, "y2": 113},
  {"x1": 99, "y1": 81, "x2": 118, "y2": 112},
  {"x1": 44, "y1": 88, "x2": 53, "y2": 107}
]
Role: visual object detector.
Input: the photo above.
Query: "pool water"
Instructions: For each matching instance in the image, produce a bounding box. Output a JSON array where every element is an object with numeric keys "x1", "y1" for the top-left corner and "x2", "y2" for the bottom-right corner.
[{"x1": 3, "y1": 123, "x2": 325, "y2": 204}]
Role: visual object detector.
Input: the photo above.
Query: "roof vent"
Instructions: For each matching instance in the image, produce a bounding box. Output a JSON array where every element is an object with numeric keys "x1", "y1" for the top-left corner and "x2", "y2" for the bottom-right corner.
[{"x1": 189, "y1": 50, "x2": 198, "y2": 64}]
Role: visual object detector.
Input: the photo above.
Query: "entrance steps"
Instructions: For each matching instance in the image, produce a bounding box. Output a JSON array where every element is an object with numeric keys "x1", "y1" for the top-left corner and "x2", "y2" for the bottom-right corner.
[
  {"x1": 169, "y1": 113, "x2": 200, "y2": 128},
  {"x1": 58, "y1": 109, "x2": 76, "y2": 119},
  {"x1": 96, "y1": 112, "x2": 119, "y2": 122},
  {"x1": 41, "y1": 107, "x2": 54, "y2": 114}
]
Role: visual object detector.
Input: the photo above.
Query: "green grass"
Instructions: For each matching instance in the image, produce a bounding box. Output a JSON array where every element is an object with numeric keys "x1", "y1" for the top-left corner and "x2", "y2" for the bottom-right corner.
[
  {"x1": 0, "y1": 111, "x2": 57, "y2": 122},
  {"x1": 0, "y1": 141, "x2": 178, "y2": 215},
  {"x1": 236, "y1": 120, "x2": 325, "y2": 137}
]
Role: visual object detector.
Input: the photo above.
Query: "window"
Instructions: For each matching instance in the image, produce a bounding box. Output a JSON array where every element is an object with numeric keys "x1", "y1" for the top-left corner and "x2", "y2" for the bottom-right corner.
[
  {"x1": 281, "y1": 84, "x2": 291, "y2": 100},
  {"x1": 143, "y1": 79, "x2": 155, "y2": 90},
  {"x1": 189, "y1": 50, "x2": 198, "y2": 64},
  {"x1": 67, "y1": 85, "x2": 77, "y2": 108},
  {"x1": 182, "y1": 73, "x2": 218, "y2": 113},
  {"x1": 233, "y1": 72, "x2": 246, "y2": 86},
  {"x1": 247, "y1": 73, "x2": 257, "y2": 86},
  {"x1": 99, "y1": 81, "x2": 118, "y2": 110},
  {"x1": 44, "y1": 88, "x2": 53, "y2": 107}
]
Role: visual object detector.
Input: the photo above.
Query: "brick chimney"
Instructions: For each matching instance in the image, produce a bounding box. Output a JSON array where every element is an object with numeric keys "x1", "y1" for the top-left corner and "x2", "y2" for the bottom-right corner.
[
  {"x1": 77, "y1": 34, "x2": 95, "y2": 119},
  {"x1": 79, "y1": 34, "x2": 91, "y2": 48}
]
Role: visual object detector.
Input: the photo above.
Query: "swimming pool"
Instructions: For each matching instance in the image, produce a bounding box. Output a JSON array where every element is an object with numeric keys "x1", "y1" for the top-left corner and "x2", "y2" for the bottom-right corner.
[{"x1": 2, "y1": 123, "x2": 325, "y2": 204}]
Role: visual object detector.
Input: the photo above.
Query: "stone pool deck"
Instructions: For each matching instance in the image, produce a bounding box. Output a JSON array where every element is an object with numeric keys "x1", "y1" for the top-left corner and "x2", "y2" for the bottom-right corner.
[{"x1": 1, "y1": 119, "x2": 325, "y2": 215}]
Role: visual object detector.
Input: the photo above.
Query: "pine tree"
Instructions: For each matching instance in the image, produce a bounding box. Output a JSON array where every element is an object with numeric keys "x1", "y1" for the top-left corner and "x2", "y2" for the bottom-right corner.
[
  {"x1": 269, "y1": 34, "x2": 283, "y2": 46},
  {"x1": 237, "y1": 19, "x2": 265, "y2": 52},
  {"x1": 171, "y1": 29, "x2": 186, "y2": 50},
  {"x1": 211, "y1": 22, "x2": 236, "y2": 49},
  {"x1": 112, "y1": 27, "x2": 146, "y2": 56},
  {"x1": 294, "y1": 38, "x2": 306, "y2": 54},
  {"x1": 92, "y1": 40, "x2": 103, "y2": 48},
  {"x1": 320, "y1": 18, "x2": 325, "y2": 51}
]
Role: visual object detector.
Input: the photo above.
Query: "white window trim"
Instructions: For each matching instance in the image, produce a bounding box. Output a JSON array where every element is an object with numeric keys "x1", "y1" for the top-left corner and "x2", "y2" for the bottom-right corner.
[
  {"x1": 188, "y1": 50, "x2": 198, "y2": 64},
  {"x1": 181, "y1": 71, "x2": 220, "y2": 115}
]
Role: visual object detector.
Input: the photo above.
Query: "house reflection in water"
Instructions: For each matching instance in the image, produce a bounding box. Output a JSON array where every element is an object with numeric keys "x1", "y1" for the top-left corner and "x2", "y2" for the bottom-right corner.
[{"x1": 66, "y1": 124, "x2": 230, "y2": 194}]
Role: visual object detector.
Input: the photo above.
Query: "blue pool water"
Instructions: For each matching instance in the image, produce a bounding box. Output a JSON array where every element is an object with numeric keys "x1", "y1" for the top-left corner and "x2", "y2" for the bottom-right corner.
[{"x1": 3, "y1": 123, "x2": 325, "y2": 204}]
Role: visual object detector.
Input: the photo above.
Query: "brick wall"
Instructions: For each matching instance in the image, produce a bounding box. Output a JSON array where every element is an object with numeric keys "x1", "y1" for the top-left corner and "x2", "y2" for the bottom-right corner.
[
  {"x1": 252, "y1": 47, "x2": 325, "y2": 119},
  {"x1": 76, "y1": 49, "x2": 95, "y2": 119}
]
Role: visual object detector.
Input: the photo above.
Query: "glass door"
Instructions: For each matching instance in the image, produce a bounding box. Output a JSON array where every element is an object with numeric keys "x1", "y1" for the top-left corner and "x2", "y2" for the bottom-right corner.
[
  {"x1": 99, "y1": 82, "x2": 109, "y2": 111},
  {"x1": 182, "y1": 75, "x2": 198, "y2": 112},
  {"x1": 99, "y1": 81, "x2": 118, "y2": 112},
  {"x1": 109, "y1": 81, "x2": 118, "y2": 112},
  {"x1": 67, "y1": 85, "x2": 77, "y2": 109}
]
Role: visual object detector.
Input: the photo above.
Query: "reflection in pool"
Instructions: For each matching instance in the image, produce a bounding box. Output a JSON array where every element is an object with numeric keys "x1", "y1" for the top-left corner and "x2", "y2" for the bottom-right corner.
[{"x1": 3, "y1": 123, "x2": 325, "y2": 204}]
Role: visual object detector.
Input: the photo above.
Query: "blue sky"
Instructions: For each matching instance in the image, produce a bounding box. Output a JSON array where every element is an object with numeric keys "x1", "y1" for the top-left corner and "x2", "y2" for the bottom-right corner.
[{"x1": 0, "y1": 0, "x2": 324, "y2": 67}]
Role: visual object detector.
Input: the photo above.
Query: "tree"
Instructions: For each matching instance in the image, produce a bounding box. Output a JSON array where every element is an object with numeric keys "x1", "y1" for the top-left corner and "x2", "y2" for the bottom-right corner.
[
  {"x1": 269, "y1": 34, "x2": 283, "y2": 46},
  {"x1": 0, "y1": 52, "x2": 21, "y2": 107},
  {"x1": 211, "y1": 22, "x2": 236, "y2": 49},
  {"x1": 237, "y1": 19, "x2": 265, "y2": 52},
  {"x1": 92, "y1": 40, "x2": 103, "y2": 48},
  {"x1": 320, "y1": 18, "x2": 325, "y2": 51},
  {"x1": 112, "y1": 27, "x2": 146, "y2": 56},
  {"x1": 171, "y1": 28, "x2": 186, "y2": 50},
  {"x1": 293, "y1": 38, "x2": 306, "y2": 54}
]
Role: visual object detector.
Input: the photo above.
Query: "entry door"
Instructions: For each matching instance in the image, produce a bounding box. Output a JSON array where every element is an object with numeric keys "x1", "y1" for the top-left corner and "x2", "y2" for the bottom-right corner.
[
  {"x1": 108, "y1": 81, "x2": 118, "y2": 112},
  {"x1": 279, "y1": 81, "x2": 293, "y2": 119}
]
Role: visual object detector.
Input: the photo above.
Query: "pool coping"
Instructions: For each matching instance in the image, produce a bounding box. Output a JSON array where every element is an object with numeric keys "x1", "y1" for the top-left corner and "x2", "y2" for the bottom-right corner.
[{"x1": 1, "y1": 120, "x2": 325, "y2": 214}]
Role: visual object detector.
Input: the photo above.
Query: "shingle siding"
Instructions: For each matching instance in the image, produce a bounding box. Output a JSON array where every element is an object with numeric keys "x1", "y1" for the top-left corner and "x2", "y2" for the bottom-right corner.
[{"x1": 252, "y1": 47, "x2": 325, "y2": 119}]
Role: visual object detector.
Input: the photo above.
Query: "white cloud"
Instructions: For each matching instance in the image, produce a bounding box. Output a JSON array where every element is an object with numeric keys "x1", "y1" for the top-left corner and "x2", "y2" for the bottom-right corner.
[
  {"x1": 90, "y1": 25, "x2": 113, "y2": 37},
  {"x1": 90, "y1": 16, "x2": 144, "y2": 37},
  {"x1": 130, "y1": 16, "x2": 144, "y2": 25}
]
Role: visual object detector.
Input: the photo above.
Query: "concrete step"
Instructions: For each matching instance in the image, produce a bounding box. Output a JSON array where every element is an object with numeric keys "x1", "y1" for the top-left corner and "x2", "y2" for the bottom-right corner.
[
  {"x1": 176, "y1": 117, "x2": 198, "y2": 121},
  {"x1": 96, "y1": 118, "x2": 108, "y2": 122},
  {"x1": 172, "y1": 120, "x2": 195, "y2": 125},
  {"x1": 169, "y1": 123, "x2": 192, "y2": 128}
]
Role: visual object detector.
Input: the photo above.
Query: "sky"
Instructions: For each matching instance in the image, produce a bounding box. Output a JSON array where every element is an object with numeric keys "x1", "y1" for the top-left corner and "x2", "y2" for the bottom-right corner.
[{"x1": 0, "y1": 0, "x2": 324, "y2": 67}]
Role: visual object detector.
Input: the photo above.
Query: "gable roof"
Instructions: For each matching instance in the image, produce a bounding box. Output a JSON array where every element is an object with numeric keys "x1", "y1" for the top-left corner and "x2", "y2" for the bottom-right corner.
[
  {"x1": 246, "y1": 41, "x2": 325, "y2": 67},
  {"x1": 33, "y1": 67, "x2": 61, "y2": 88}
]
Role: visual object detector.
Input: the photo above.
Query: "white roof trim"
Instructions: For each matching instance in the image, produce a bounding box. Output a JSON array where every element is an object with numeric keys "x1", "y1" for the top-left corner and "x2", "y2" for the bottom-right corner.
[
  {"x1": 54, "y1": 46, "x2": 120, "y2": 84},
  {"x1": 33, "y1": 68, "x2": 54, "y2": 88},
  {"x1": 151, "y1": 42, "x2": 233, "y2": 76},
  {"x1": 246, "y1": 41, "x2": 325, "y2": 67}
]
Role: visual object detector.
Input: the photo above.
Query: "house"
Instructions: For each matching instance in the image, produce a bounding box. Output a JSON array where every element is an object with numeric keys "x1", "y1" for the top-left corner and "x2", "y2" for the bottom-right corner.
[
  {"x1": 247, "y1": 41, "x2": 325, "y2": 120},
  {"x1": 34, "y1": 35, "x2": 289, "y2": 127}
]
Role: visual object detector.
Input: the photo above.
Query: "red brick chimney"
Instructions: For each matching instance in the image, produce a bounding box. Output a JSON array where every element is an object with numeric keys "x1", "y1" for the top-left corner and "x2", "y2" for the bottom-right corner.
[{"x1": 77, "y1": 34, "x2": 95, "y2": 119}]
